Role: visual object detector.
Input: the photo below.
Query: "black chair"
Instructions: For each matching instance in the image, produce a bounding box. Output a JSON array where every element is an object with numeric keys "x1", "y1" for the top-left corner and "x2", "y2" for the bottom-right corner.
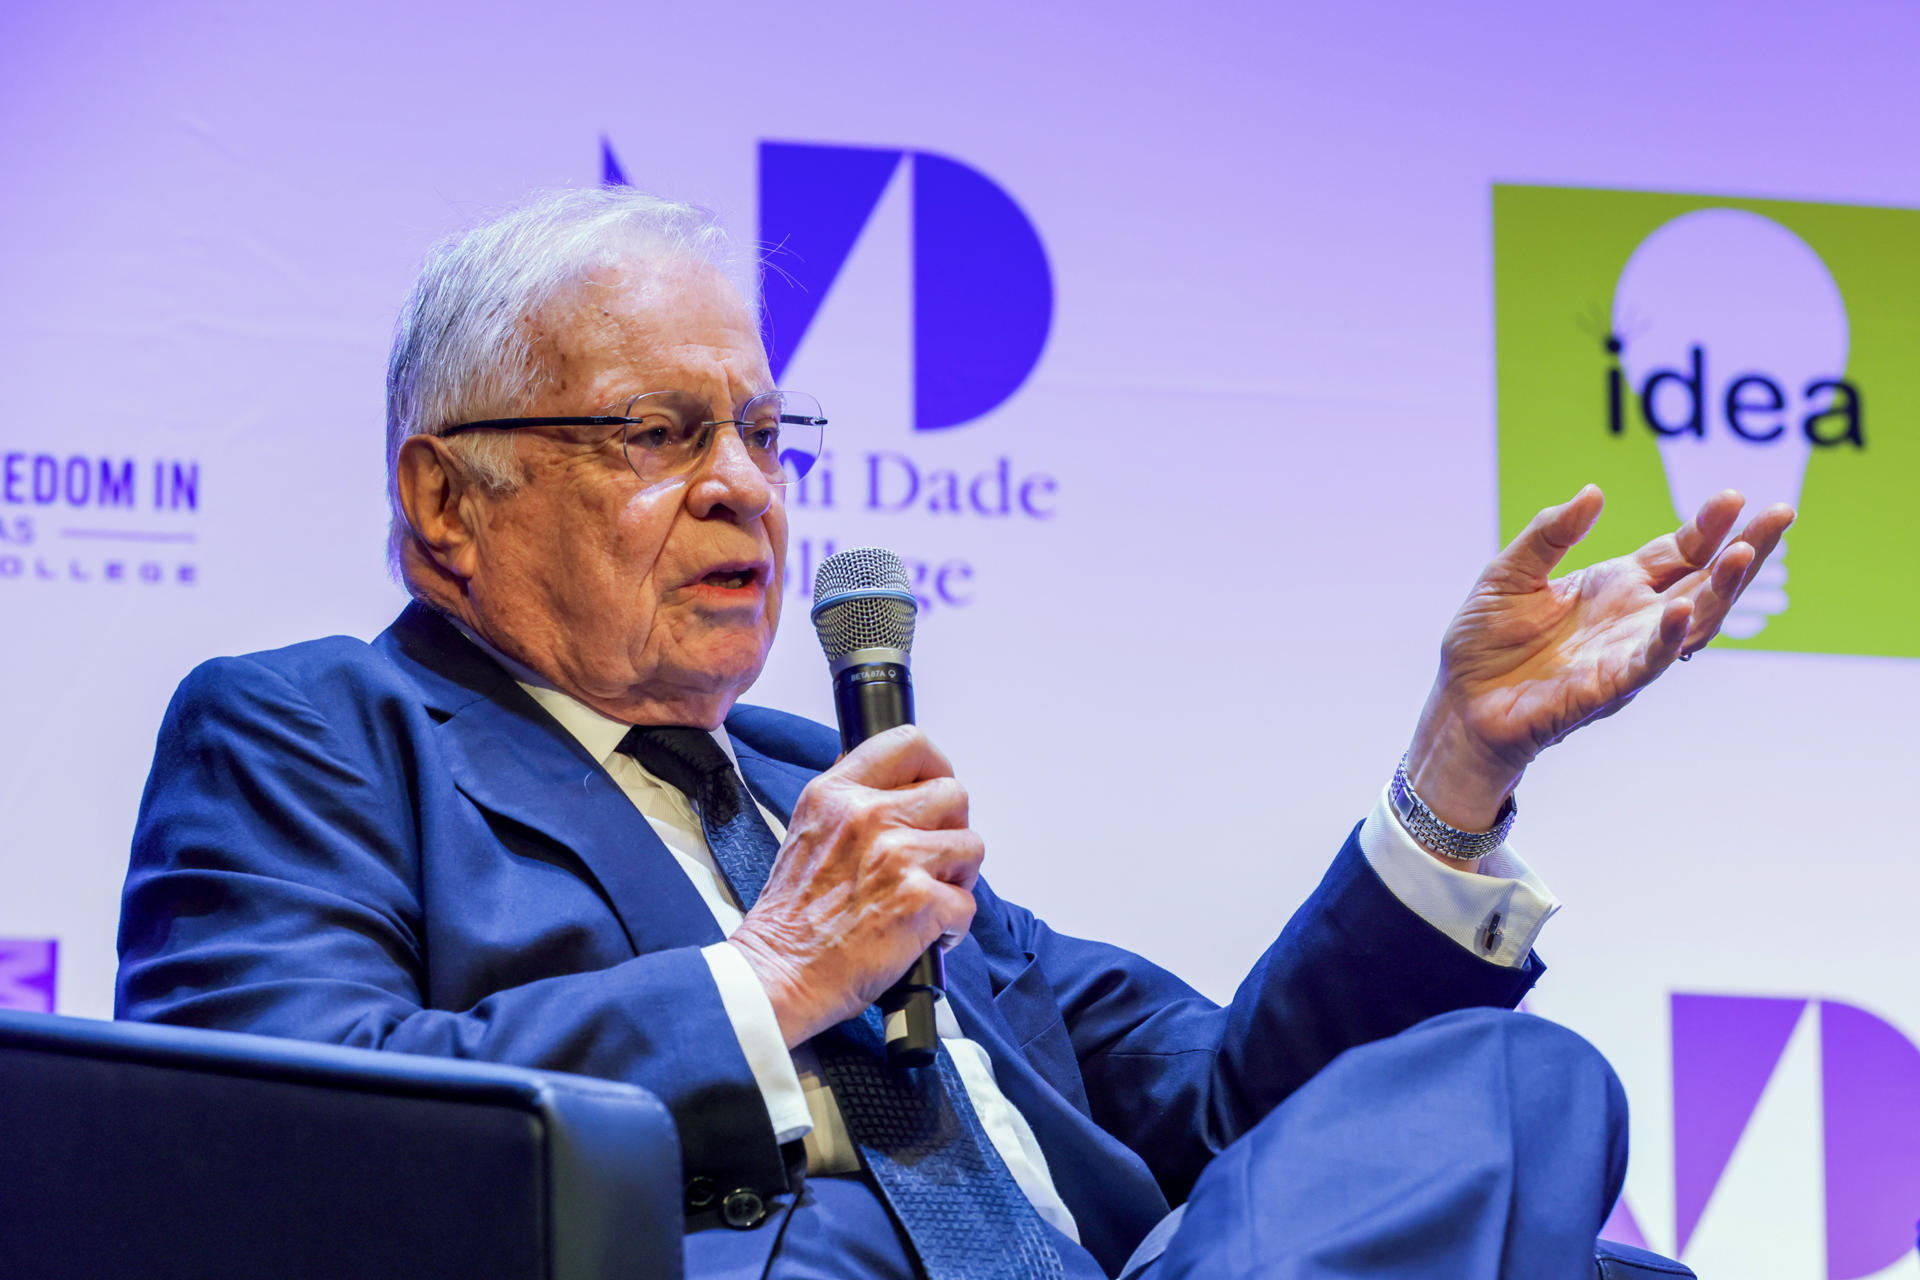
[
  {"x1": 0, "y1": 1008, "x2": 684, "y2": 1279},
  {"x1": 0, "y1": 1008, "x2": 1691, "y2": 1278},
  {"x1": 1596, "y1": 1239, "x2": 1695, "y2": 1277}
]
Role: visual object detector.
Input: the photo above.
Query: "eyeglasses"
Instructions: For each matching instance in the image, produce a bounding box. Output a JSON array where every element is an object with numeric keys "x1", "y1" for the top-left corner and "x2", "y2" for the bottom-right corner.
[{"x1": 439, "y1": 389, "x2": 825, "y2": 487}]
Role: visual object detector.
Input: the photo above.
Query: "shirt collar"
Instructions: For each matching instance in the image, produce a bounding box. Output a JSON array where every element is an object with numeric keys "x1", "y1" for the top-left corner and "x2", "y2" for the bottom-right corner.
[{"x1": 451, "y1": 621, "x2": 738, "y2": 769}]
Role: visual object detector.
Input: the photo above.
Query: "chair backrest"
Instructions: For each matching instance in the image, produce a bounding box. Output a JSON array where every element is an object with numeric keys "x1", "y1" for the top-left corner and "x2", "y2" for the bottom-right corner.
[{"x1": 0, "y1": 1009, "x2": 684, "y2": 1280}]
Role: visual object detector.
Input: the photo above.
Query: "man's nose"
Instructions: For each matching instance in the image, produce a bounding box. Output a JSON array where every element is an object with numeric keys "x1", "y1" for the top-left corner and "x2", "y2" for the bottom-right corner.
[{"x1": 685, "y1": 424, "x2": 774, "y2": 520}]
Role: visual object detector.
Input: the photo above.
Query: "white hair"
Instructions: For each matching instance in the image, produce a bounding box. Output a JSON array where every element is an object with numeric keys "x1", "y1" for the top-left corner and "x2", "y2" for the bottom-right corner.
[{"x1": 383, "y1": 186, "x2": 755, "y2": 576}]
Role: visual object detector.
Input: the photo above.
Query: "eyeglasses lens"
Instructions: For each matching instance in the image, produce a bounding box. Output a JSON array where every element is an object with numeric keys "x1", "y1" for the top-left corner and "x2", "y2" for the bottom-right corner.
[{"x1": 615, "y1": 390, "x2": 823, "y2": 486}]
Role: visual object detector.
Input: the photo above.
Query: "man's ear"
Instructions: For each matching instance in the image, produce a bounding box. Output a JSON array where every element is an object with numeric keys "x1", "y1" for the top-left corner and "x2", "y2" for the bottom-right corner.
[{"x1": 396, "y1": 435, "x2": 483, "y2": 582}]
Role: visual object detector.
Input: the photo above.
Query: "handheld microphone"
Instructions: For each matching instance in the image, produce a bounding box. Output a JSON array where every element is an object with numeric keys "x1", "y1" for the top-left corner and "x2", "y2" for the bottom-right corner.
[{"x1": 810, "y1": 547, "x2": 942, "y2": 1068}]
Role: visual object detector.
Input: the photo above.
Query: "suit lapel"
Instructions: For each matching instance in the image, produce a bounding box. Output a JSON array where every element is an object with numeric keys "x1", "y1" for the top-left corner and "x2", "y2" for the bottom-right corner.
[
  {"x1": 379, "y1": 604, "x2": 725, "y2": 955},
  {"x1": 942, "y1": 942, "x2": 1172, "y2": 1270}
]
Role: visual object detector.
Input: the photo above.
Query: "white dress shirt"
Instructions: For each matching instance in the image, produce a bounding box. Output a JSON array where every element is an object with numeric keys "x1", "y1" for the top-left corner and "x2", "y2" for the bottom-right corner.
[{"x1": 474, "y1": 635, "x2": 1561, "y2": 1240}]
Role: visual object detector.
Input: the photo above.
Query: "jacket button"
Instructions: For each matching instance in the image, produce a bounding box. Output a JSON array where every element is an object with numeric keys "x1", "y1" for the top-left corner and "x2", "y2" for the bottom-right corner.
[
  {"x1": 684, "y1": 1176, "x2": 717, "y2": 1211},
  {"x1": 721, "y1": 1188, "x2": 767, "y2": 1229}
]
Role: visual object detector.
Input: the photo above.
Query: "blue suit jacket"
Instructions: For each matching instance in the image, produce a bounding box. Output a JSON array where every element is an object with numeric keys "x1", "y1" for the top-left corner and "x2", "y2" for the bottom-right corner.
[{"x1": 119, "y1": 604, "x2": 1540, "y2": 1277}]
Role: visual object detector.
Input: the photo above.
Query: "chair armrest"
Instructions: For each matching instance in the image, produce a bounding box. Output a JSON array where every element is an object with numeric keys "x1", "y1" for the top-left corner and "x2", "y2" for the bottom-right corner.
[{"x1": 1596, "y1": 1237, "x2": 1695, "y2": 1278}]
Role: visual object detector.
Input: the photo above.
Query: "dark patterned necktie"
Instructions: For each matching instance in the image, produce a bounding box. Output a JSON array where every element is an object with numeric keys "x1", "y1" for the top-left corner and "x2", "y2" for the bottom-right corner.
[{"x1": 620, "y1": 726, "x2": 1064, "y2": 1280}]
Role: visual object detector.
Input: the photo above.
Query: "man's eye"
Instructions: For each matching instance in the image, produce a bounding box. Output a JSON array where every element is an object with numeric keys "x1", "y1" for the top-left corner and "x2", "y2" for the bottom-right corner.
[
  {"x1": 744, "y1": 424, "x2": 780, "y2": 452},
  {"x1": 628, "y1": 419, "x2": 680, "y2": 450}
]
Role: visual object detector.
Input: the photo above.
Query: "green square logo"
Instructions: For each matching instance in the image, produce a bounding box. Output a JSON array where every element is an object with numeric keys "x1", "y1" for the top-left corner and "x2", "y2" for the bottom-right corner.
[{"x1": 1493, "y1": 185, "x2": 1920, "y2": 658}]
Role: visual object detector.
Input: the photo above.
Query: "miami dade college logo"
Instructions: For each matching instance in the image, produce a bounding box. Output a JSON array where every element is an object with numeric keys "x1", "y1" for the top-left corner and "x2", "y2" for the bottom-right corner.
[
  {"x1": 604, "y1": 137, "x2": 1058, "y2": 612},
  {"x1": 1492, "y1": 186, "x2": 1920, "y2": 658},
  {"x1": 756, "y1": 141, "x2": 1052, "y2": 434}
]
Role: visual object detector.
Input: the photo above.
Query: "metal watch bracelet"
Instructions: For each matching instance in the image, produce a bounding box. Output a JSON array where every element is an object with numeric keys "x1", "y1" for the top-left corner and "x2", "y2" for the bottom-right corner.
[{"x1": 1389, "y1": 753, "x2": 1516, "y2": 862}]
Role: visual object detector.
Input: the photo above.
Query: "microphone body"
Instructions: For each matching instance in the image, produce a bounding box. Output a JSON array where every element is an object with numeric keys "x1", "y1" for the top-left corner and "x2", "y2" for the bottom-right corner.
[
  {"x1": 811, "y1": 548, "x2": 943, "y2": 1068},
  {"x1": 831, "y1": 658, "x2": 915, "y2": 757}
]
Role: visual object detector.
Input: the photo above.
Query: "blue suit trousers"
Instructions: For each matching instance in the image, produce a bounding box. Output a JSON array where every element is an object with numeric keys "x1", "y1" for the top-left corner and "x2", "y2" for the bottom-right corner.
[
  {"x1": 764, "y1": 1009, "x2": 1625, "y2": 1280},
  {"x1": 1136, "y1": 1008, "x2": 1627, "y2": 1279}
]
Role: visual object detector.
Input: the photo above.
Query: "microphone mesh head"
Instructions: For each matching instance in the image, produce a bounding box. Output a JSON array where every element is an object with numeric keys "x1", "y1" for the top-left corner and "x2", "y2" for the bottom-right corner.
[{"x1": 811, "y1": 547, "x2": 918, "y2": 661}]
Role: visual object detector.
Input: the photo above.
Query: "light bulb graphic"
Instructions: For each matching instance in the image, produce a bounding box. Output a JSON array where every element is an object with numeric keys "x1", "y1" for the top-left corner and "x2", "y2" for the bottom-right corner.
[{"x1": 1612, "y1": 209, "x2": 1848, "y2": 638}]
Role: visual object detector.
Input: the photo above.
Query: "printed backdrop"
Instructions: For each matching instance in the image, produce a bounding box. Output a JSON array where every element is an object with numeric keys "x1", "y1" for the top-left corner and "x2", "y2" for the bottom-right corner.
[{"x1": 3, "y1": 3, "x2": 1916, "y2": 1275}]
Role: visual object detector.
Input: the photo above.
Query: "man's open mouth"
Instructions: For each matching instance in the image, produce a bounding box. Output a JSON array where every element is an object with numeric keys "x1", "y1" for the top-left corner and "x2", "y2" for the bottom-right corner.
[{"x1": 700, "y1": 567, "x2": 758, "y2": 589}]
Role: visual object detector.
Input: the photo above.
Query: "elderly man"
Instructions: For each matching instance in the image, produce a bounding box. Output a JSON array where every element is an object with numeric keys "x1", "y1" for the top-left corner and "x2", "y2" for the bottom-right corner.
[{"x1": 119, "y1": 187, "x2": 1790, "y2": 1279}]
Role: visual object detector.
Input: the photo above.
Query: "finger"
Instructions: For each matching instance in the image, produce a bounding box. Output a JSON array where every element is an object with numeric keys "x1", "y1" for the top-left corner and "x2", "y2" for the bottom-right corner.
[
  {"x1": 1648, "y1": 594, "x2": 1693, "y2": 667},
  {"x1": 1489, "y1": 484, "x2": 1604, "y2": 590},
  {"x1": 831, "y1": 724, "x2": 955, "y2": 790},
  {"x1": 885, "y1": 837, "x2": 982, "y2": 952},
  {"x1": 1732, "y1": 502, "x2": 1796, "y2": 582},
  {"x1": 1706, "y1": 502, "x2": 1795, "y2": 617},
  {"x1": 880, "y1": 774, "x2": 972, "y2": 831},
  {"x1": 1633, "y1": 489, "x2": 1743, "y2": 586},
  {"x1": 1673, "y1": 536, "x2": 1759, "y2": 651},
  {"x1": 925, "y1": 880, "x2": 979, "y2": 949},
  {"x1": 1658, "y1": 503, "x2": 1794, "y2": 649},
  {"x1": 907, "y1": 827, "x2": 985, "y2": 890},
  {"x1": 890, "y1": 825, "x2": 990, "y2": 898},
  {"x1": 1710, "y1": 540, "x2": 1757, "y2": 598}
]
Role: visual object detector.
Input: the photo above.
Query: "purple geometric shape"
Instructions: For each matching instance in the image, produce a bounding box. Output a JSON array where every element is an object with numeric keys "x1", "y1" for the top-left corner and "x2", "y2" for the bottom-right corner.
[
  {"x1": 1601, "y1": 1192, "x2": 1650, "y2": 1251},
  {"x1": 758, "y1": 140, "x2": 905, "y2": 383},
  {"x1": 911, "y1": 149, "x2": 1053, "y2": 430},
  {"x1": 0, "y1": 938, "x2": 57, "y2": 1012},
  {"x1": 1671, "y1": 992, "x2": 1808, "y2": 1255},
  {"x1": 600, "y1": 135, "x2": 630, "y2": 188},
  {"x1": 1820, "y1": 999, "x2": 1920, "y2": 1280}
]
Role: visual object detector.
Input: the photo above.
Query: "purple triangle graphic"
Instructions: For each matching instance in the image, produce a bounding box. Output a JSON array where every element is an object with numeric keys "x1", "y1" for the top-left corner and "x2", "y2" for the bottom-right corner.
[
  {"x1": 600, "y1": 136, "x2": 630, "y2": 188},
  {"x1": 1600, "y1": 1193, "x2": 1649, "y2": 1251},
  {"x1": 758, "y1": 141, "x2": 904, "y2": 383},
  {"x1": 0, "y1": 938, "x2": 57, "y2": 1012},
  {"x1": 1671, "y1": 993, "x2": 1808, "y2": 1256},
  {"x1": 1820, "y1": 999, "x2": 1920, "y2": 1280}
]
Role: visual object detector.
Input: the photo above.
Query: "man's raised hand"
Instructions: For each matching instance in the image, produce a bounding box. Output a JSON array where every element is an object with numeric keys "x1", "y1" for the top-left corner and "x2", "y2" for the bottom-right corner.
[
  {"x1": 1404, "y1": 485, "x2": 1794, "y2": 838},
  {"x1": 727, "y1": 725, "x2": 982, "y2": 1048}
]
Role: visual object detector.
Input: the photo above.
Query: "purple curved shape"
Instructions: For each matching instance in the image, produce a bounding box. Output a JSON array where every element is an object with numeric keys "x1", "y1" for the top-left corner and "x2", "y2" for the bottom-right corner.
[
  {"x1": 758, "y1": 141, "x2": 904, "y2": 383},
  {"x1": 1821, "y1": 999, "x2": 1920, "y2": 1280},
  {"x1": 911, "y1": 150, "x2": 1052, "y2": 430},
  {"x1": 1671, "y1": 993, "x2": 1807, "y2": 1256}
]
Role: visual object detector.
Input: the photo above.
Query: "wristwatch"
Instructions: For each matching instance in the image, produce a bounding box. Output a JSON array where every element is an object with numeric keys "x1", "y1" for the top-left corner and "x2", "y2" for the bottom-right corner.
[{"x1": 1389, "y1": 753, "x2": 1516, "y2": 862}]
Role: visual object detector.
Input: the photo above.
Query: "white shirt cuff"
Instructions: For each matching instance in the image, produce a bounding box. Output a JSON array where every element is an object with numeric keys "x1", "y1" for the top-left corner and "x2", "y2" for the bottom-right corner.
[
  {"x1": 1357, "y1": 785, "x2": 1561, "y2": 968},
  {"x1": 701, "y1": 941, "x2": 813, "y2": 1144}
]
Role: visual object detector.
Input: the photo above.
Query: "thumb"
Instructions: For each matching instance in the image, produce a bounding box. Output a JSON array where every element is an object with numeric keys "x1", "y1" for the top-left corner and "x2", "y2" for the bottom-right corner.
[
  {"x1": 1488, "y1": 485, "x2": 1604, "y2": 591},
  {"x1": 828, "y1": 724, "x2": 954, "y2": 790}
]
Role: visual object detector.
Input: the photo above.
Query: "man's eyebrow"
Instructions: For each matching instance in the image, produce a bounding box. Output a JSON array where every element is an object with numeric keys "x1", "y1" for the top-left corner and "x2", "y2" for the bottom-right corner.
[{"x1": 605, "y1": 387, "x2": 699, "y2": 411}]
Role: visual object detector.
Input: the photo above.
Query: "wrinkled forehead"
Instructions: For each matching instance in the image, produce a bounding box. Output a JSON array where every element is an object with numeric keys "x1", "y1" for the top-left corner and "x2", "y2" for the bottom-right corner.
[{"x1": 524, "y1": 255, "x2": 767, "y2": 391}]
